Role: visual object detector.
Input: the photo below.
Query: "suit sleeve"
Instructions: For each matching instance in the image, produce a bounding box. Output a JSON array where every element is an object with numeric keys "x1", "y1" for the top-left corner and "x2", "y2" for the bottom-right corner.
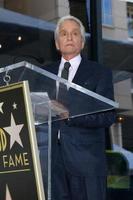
[{"x1": 66, "y1": 67, "x2": 116, "y2": 128}]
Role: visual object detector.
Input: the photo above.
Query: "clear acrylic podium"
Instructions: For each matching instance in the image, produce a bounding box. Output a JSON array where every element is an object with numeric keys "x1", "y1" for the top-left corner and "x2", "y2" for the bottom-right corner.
[{"x1": 0, "y1": 61, "x2": 119, "y2": 200}]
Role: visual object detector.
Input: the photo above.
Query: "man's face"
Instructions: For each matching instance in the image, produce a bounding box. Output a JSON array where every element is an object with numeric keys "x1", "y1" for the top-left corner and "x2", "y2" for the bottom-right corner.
[{"x1": 55, "y1": 19, "x2": 84, "y2": 59}]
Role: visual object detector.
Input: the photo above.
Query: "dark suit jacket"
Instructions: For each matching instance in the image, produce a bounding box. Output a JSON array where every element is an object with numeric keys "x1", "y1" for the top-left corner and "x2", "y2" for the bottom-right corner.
[{"x1": 44, "y1": 57, "x2": 116, "y2": 177}]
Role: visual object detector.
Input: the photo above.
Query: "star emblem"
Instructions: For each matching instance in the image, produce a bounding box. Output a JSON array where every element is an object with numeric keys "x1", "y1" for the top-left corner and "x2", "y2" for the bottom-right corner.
[
  {"x1": 5, "y1": 185, "x2": 12, "y2": 200},
  {"x1": 12, "y1": 102, "x2": 17, "y2": 109},
  {"x1": 0, "y1": 102, "x2": 4, "y2": 113},
  {"x1": 3, "y1": 113, "x2": 24, "y2": 149}
]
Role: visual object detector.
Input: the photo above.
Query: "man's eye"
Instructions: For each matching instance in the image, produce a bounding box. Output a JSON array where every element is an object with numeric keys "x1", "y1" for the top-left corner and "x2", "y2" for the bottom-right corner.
[
  {"x1": 73, "y1": 32, "x2": 79, "y2": 36},
  {"x1": 60, "y1": 32, "x2": 67, "y2": 36}
]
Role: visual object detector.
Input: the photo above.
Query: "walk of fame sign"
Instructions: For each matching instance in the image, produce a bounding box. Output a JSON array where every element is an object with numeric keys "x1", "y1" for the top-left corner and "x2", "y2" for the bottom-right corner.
[{"x1": 0, "y1": 81, "x2": 45, "y2": 200}]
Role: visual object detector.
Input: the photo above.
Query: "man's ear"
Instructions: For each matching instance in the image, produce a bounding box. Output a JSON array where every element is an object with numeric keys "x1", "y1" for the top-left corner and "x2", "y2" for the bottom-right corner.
[
  {"x1": 55, "y1": 41, "x2": 59, "y2": 50},
  {"x1": 81, "y1": 41, "x2": 85, "y2": 50}
]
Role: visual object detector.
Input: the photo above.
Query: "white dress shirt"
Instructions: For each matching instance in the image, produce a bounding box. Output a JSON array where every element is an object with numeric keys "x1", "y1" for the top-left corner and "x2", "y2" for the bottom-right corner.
[
  {"x1": 56, "y1": 54, "x2": 82, "y2": 99},
  {"x1": 58, "y1": 54, "x2": 82, "y2": 82},
  {"x1": 57, "y1": 55, "x2": 82, "y2": 140}
]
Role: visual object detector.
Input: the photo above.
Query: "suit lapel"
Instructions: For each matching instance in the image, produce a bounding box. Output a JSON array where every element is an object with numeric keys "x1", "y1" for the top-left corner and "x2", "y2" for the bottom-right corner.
[
  {"x1": 73, "y1": 58, "x2": 92, "y2": 86},
  {"x1": 46, "y1": 61, "x2": 59, "y2": 75}
]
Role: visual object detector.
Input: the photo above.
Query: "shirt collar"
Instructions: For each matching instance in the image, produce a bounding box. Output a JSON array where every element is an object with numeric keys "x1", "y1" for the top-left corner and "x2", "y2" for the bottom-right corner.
[{"x1": 61, "y1": 54, "x2": 81, "y2": 70}]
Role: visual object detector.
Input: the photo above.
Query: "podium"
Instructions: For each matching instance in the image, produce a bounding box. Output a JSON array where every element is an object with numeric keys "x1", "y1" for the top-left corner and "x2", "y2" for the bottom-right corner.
[{"x1": 0, "y1": 61, "x2": 118, "y2": 200}]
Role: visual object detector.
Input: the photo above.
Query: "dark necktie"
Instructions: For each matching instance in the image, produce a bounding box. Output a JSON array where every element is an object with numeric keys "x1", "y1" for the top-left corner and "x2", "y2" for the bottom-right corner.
[
  {"x1": 61, "y1": 62, "x2": 71, "y2": 80},
  {"x1": 57, "y1": 62, "x2": 71, "y2": 102}
]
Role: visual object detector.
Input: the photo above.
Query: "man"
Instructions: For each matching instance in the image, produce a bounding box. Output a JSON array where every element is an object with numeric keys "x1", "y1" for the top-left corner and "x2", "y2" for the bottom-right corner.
[{"x1": 45, "y1": 15, "x2": 116, "y2": 200}]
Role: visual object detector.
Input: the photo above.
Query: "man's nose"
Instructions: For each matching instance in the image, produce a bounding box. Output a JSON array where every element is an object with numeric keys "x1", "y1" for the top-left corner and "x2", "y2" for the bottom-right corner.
[{"x1": 67, "y1": 33, "x2": 72, "y2": 40}]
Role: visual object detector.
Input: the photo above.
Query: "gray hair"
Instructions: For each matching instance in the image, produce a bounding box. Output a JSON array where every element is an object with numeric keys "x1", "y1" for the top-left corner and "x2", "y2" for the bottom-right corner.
[{"x1": 54, "y1": 15, "x2": 86, "y2": 44}]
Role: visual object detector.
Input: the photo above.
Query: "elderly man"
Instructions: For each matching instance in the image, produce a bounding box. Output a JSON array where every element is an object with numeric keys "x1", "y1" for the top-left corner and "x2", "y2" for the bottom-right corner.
[{"x1": 44, "y1": 15, "x2": 116, "y2": 200}]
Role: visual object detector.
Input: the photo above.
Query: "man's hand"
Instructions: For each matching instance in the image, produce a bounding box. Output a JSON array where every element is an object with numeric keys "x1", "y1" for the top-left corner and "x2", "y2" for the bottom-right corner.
[{"x1": 50, "y1": 100, "x2": 69, "y2": 119}]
